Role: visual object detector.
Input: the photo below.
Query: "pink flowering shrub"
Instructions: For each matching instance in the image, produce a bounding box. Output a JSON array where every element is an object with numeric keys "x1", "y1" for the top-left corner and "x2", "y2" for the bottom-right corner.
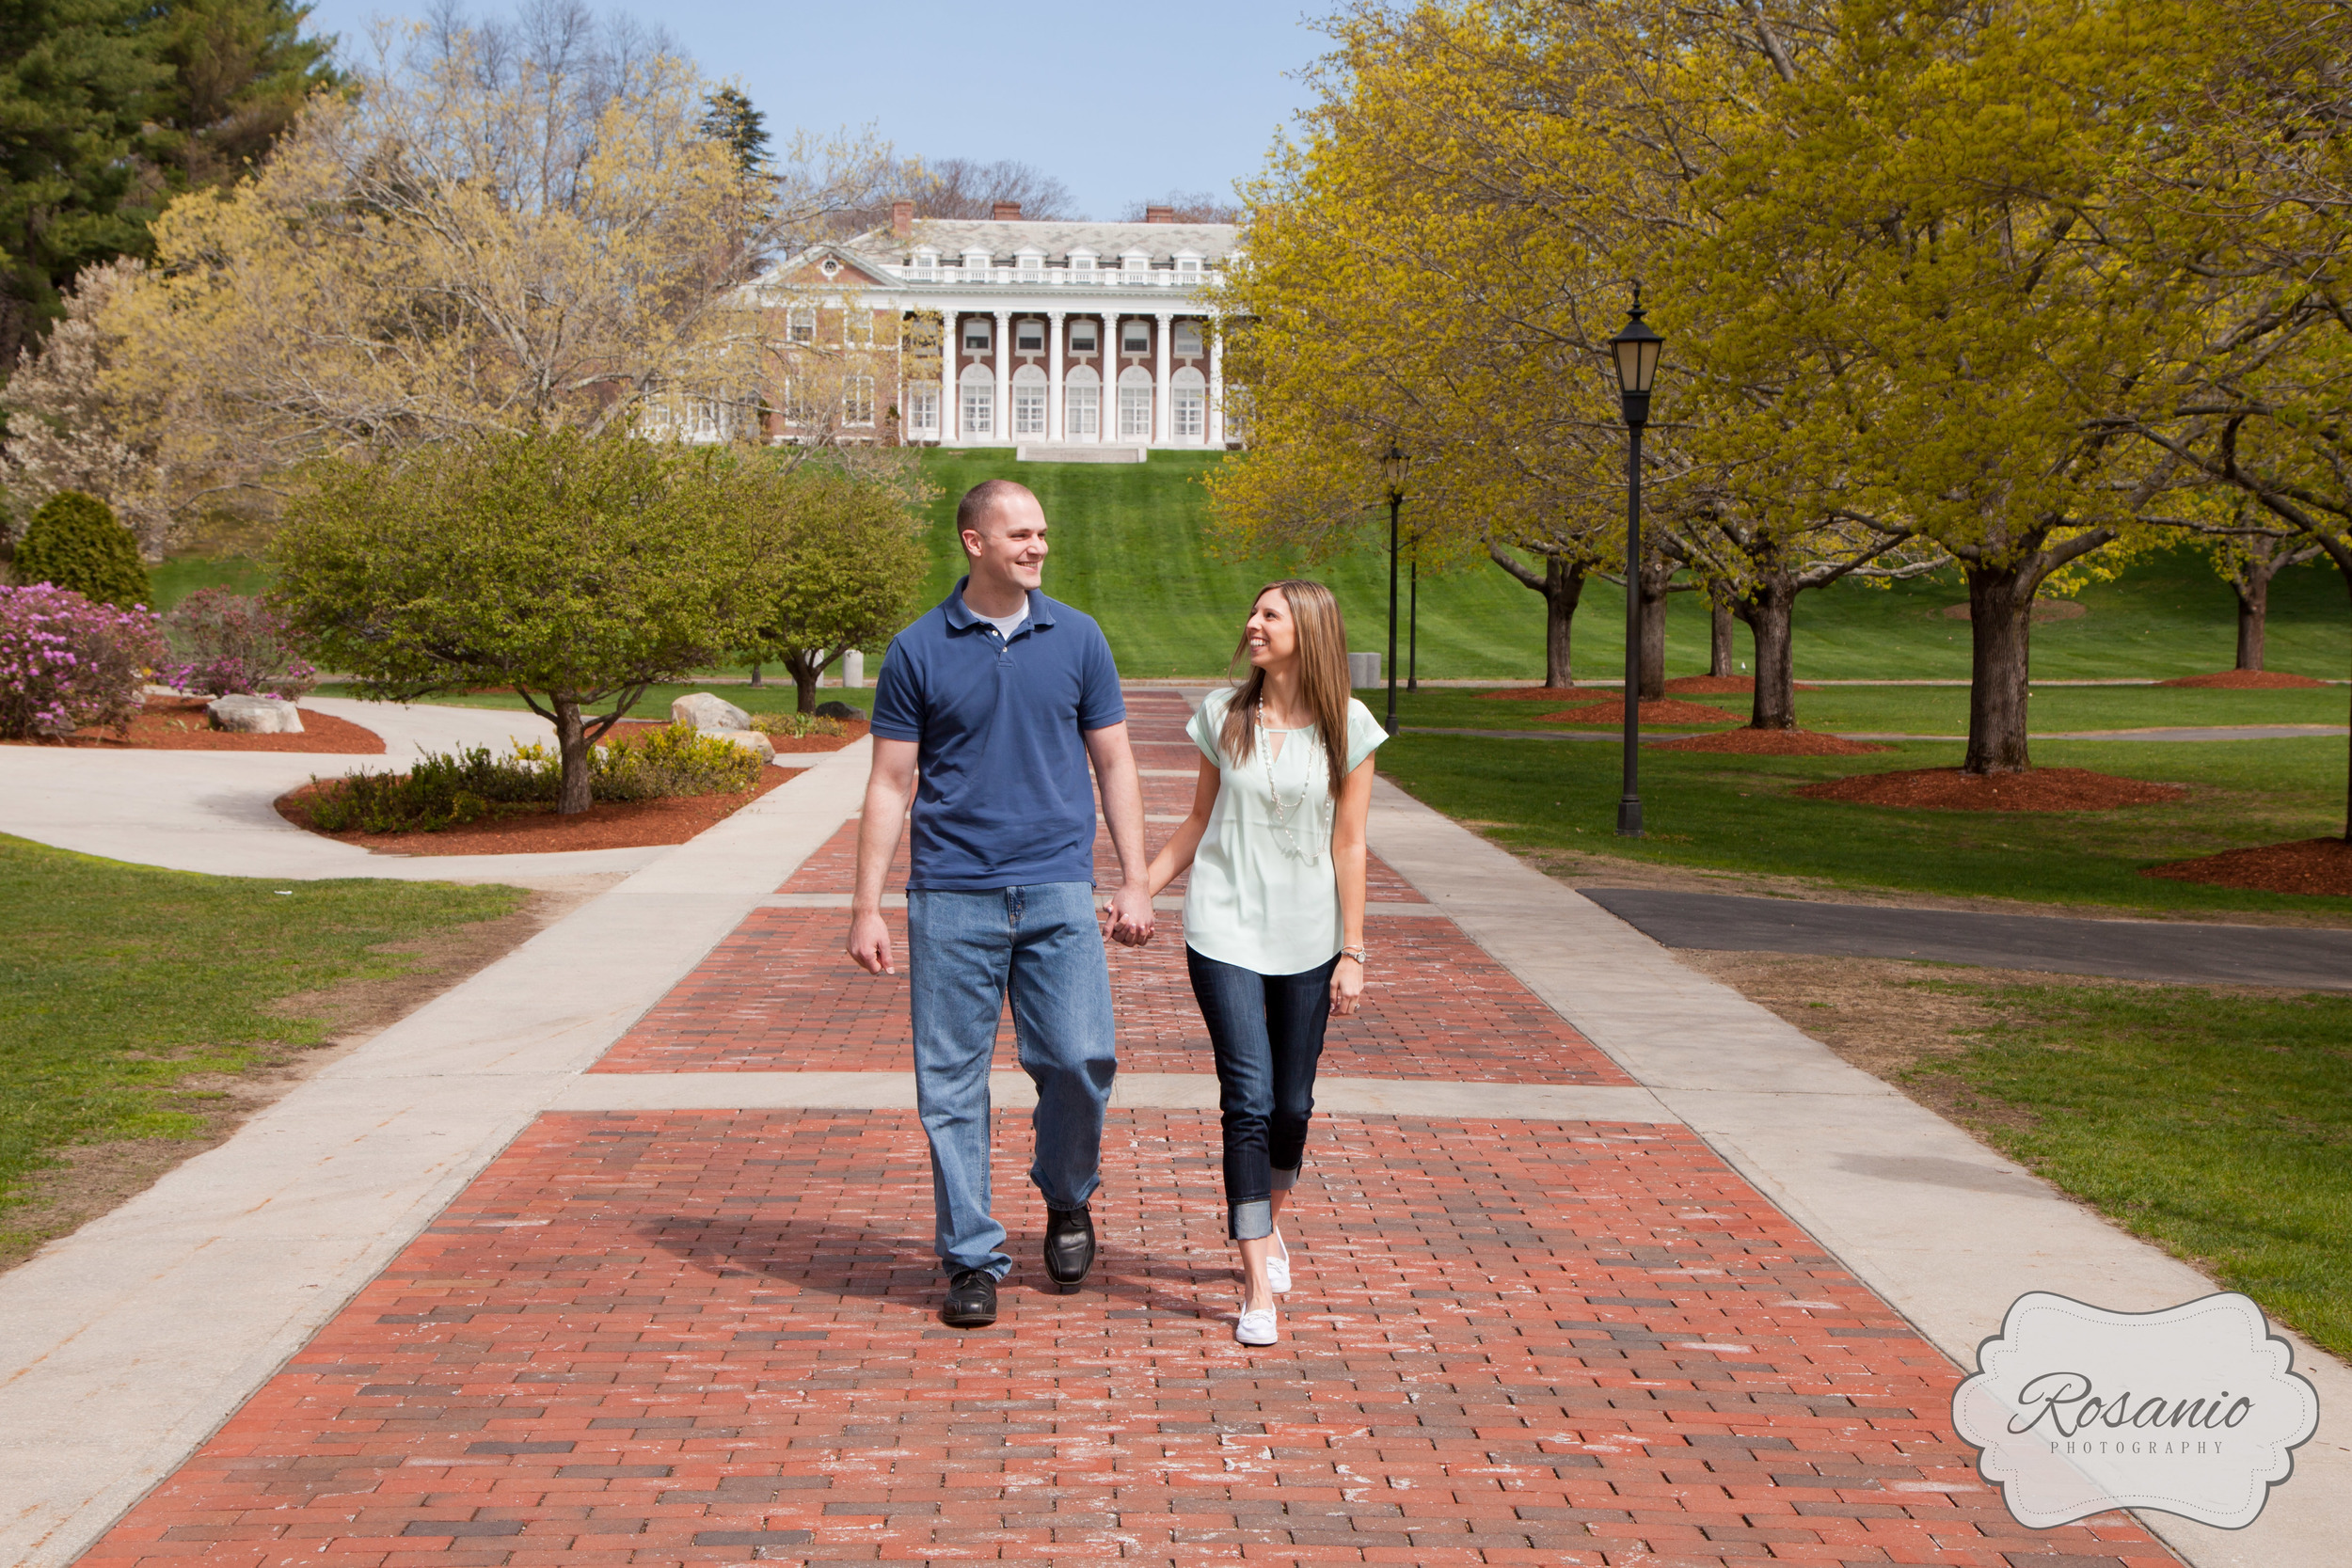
[
  {"x1": 163, "y1": 589, "x2": 317, "y2": 699},
  {"x1": 0, "y1": 583, "x2": 170, "y2": 739}
]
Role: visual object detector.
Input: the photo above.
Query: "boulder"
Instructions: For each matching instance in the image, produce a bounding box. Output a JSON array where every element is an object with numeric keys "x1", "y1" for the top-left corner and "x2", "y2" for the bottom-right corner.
[
  {"x1": 706, "y1": 727, "x2": 776, "y2": 764},
  {"x1": 207, "y1": 694, "x2": 305, "y2": 734},
  {"x1": 815, "y1": 701, "x2": 861, "y2": 721},
  {"x1": 672, "y1": 690, "x2": 751, "y2": 731}
]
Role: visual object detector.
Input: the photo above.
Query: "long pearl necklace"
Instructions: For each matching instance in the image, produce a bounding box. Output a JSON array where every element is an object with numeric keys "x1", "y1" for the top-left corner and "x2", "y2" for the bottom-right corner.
[{"x1": 1255, "y1": 699, "x2": 1324, "y2": 863}]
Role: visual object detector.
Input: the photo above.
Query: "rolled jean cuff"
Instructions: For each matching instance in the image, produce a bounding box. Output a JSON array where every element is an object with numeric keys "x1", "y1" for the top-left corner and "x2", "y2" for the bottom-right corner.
[
  {"x1": 1230, "y1": 1199, "x2": 1273, "y2": 1242},
  {"x1": 1269, "y1": 1164, "x2": 1300, "y2": 1193}
]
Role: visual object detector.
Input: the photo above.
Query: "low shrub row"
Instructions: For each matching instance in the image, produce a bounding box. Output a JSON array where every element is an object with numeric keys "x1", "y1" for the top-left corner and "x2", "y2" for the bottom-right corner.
[
  {"x1": 750, "y1": 711, "x2": 851, "y2": 739},
  {"x1": 305, "y1": 725, "x2": 762, "y2": 833}
]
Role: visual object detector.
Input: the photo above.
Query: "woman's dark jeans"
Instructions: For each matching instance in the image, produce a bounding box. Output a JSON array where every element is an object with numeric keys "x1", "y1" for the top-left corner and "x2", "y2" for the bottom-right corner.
[{"x1": 1186, "y1": 945, "x2": 1340, "y2": 1241}]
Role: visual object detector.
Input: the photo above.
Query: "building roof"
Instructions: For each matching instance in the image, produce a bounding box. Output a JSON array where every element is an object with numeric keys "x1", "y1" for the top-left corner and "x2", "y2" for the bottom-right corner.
[{"x1": 846, "y1": 218, "x2": 1241, "y2": 266}]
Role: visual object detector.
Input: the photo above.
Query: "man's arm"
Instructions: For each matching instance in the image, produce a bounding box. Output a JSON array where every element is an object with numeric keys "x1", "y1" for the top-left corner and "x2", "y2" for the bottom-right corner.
[
  {"x1": 846, "y1": 737, "x2": 919, "y2": 974},
  {"x1": 1084, "y1": 721, "x2": 1155, "y2": 946}
]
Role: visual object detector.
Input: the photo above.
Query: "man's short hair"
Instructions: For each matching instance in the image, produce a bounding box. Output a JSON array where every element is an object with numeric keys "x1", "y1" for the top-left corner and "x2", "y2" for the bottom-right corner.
[{"x1": 957, "y1": 479, "x2": 1037, "y2": 537}]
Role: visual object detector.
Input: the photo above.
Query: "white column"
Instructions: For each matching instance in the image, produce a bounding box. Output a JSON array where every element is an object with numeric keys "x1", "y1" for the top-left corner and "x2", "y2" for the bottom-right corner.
[
  {"x1": 1047, "y1": 309, "x2": 1065, "y2": 442},
  {"x1": 1153, "y1": 310, "x2": 1172, "y2": 450},
  {"x1": 1208, "y1": 325, "x2": 1224, "y2": 447},
  {"x1": 1098, "y1": 314, "x2": 1113, "y2": 443},
  {"x1": 939, "y1": 308, "x2": 957, "y2": 445},
  {"x1": 993, "y1": 309, "x2": 1011, "y2": 446}
]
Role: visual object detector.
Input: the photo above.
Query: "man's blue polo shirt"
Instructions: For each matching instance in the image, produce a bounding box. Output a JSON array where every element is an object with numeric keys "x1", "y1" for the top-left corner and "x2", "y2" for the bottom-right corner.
[{"x1": 870, "y1": 578, "x2": 1124, "y2": 891}]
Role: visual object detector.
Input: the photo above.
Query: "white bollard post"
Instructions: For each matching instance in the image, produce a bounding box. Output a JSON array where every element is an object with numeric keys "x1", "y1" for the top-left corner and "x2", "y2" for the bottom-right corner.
[
  {"x1": 1346, "y1": 651, "x2": 1380, "y2": 689},
  {"x1": 843, "y1": 650, "x2": 866, "y2": 689}
]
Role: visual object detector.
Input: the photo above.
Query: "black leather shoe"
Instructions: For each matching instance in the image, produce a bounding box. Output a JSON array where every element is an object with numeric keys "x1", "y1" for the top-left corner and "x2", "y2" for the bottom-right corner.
[
  {"x1": 941, "y1": 1268, "x2": 997, "y2": 1327},
  {"x1": 1043, "y1": 1204, "x2": 1096, "y2": 1291}
]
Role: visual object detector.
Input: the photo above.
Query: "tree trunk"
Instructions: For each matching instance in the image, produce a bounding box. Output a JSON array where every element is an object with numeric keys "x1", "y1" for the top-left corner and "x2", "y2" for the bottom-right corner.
[
  {"x1": 1709, "y1": 600, "x2": 1736, "y2": 677},
  {"x1": 1544, "y1": 556, "x2": 1583, "y2": 687},
  {"x1": 785, "y1": 649, "x2": 825, "y2": 714},
  {"x1": 2233, "y1": 571, "x2": 2271, "y2": 671},
  {"x1": 1637, "y1": 557, "x2": 1673, "y2": 699},
  {"x1": 748, "y1": 663, "x2": 765, "y2": 687},
  {"x1": 1735, "y1": 580, "x2": 1799, "y2": 730},
  {"x1": 1963, "y1": 564, "x2": 2036, "y2": 775},
  {"x1": 551, "y1": 691, "x2": 595, "y2": 815}
]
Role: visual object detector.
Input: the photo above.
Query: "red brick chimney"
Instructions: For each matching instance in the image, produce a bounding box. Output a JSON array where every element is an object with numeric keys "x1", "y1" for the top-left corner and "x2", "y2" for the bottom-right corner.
[
  {"x1": 992, "y1": 201, "x2": 1023, "y2": 221},
  {"x1": 1144, "y1": 204, "x2": 1176, "y2": 224},
  {"x1": 891, "y1": 199, "x2": 914, "y2": 239}
]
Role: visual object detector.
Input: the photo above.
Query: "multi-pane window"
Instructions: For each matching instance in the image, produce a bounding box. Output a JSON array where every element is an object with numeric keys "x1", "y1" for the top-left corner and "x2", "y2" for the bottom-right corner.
[
  {"x1": 1118, "y1": 382, "x2": 1152, "y2": 438},
  {"x1": 1173, "y1": 323, "x2": 1203, "y2": 357},
  {"x1": 844, "y1": 375, "x2": 876, "y2": 427},
  {"x1": 962, "y1": 382, "x2": 993, "y2": 436},
  {"x1": 843, "y1": 311, "x2": 874, "y2": 348},
  {"x1": 1015, "y1": 319, "x2": 1044, "y2": 353},
  {"x1": 787, "y1": 309, "x2": 814, "y2": 343},
  {"x1": 912, "y1": 250, "x2": 938, "y2": 278},
  {"x1": 1065, "y1": 384, "x2": 1099, "y2": 437},
  {"x1": 907, "y1": 385, "x2": 940, "y2": 436},
  {"x1": 1018, "y1": 251, "x2": 1044, "y2": 281},
  {"x1": 1174, "y1": 388, "x2": 1204, "y2": 439},
  {"x1": 1013, "y1": 385, "x2": 1046, "y2": 435},
  {"x1": 783, "y1": 381, "x2": 820, "y2": 428},
  {"x1": 1120, "y1": 320, "x2": 1151, "y2": 354},
  {"x1": 962, "y1": 319, "x2": 992, "y2": 352},
  {"x1": 1070, "y1": 320, "x2": 1098, "y2": 353}
]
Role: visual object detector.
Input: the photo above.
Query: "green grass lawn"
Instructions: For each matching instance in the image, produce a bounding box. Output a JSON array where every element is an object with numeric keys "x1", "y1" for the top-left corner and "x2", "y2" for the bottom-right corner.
[
  {"x1": 1376, "y1": 730, "x2": 2349, "y2": 915},
  {"x1": 1911, "y1": 979, "x2": 2352, "y2": 1359},
  {"x1": 1387, "y1": 682, "x2": 2352, "y2": 735},
  {"x1": 0, "y1": 834, "x2": 524, "y2": 1257},
  {"x1": 151, "y1": 457, "x2": 2347, "y2": 683}
]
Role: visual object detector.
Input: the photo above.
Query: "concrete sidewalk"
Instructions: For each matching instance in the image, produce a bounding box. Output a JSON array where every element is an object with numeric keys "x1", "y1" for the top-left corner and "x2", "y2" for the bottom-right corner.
[{"x1": 2, "y1": 688, "x2": 2343, "y2": 1567}]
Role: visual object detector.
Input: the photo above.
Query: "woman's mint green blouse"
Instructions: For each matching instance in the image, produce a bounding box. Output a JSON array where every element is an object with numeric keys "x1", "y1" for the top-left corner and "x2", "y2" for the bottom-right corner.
[{"x1": 1183, "y1": 688, "x2": 1387, "y2": 975}]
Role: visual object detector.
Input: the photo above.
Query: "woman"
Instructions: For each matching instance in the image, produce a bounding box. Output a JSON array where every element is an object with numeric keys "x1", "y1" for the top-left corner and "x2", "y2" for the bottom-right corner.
[{"x1": 1143, "y1": 579, "x2": 1385, "y2": 1346}]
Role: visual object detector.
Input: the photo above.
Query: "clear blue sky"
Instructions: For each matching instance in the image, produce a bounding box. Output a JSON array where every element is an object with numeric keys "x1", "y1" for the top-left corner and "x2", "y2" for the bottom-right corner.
[{"x1": 298, "y1": 0, "x2": 1329, "y2": 219}]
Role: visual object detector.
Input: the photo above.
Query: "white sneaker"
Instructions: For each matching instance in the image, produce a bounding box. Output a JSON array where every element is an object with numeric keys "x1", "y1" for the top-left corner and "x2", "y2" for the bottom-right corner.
[
  {"x1": 1266, "y1": 1230, "x2": 1292, "y2": 1294},
  {"x1": 1235, "y1": 1304, "x2": 1279, "y2": 1346}
]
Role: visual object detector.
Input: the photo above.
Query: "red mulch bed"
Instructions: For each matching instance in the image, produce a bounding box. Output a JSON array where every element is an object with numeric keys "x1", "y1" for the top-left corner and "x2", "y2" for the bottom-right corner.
[
  {"x1": 1796, "y1": 767, "x2": 2187, "y2": 813},
  {"x1": 3, "y1": 695, "x2": 385, "y2": 753},
  {"x1": 1541, "y1": 698, "x2": 1743, "y2": 728},
  {"x1": 2158, "y1": 670, "x2": 2330, "y2": 689},
  {"x1": 1657, "y1": 728, "x2": 1892, "y2": 756},
  {"x1": 600, "y1": 716, "x2": 868, "y2": 753},
  {"x1": 1660, "y1": 675, "x2": 1822, "y2": 695},
  {"x1": 276, "y1": 768, "x2": 803, "y2": 855},
  {"x1": 2143, "y1": 837, "x2": 2352, "y2": 896}
]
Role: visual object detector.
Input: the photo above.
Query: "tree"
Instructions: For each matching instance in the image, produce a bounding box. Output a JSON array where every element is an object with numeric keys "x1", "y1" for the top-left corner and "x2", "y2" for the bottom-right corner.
[
  {"x1": 701, "y1": 85, "x2": 769, "y2": 173},
  {"x1": 737, "y1": 463, "x2": 925, "y2": 712},
  {"x1": 0, "y1": 0, "x2": 167, "y2": 370},
  {"x1": 0, "y1": 259, "x2": 170, "y2": 553},
  {"x1": 142, "y1": 0, "x2": 342, "y2": 193},
  {"x1": 1120, "y1": 191, "x2": 1243, "y2": 224},
  {"x1": 273, "y1": 431, "x2": 791, "y2": 813},
  {"x1": 11, "y1": 489, "x2": 148, "y2": 605},
  {"x1": 98, "y1": 11, "x2": 899, "y2": 518},
  {"x1": 909, "y1": 157, "x2": 1076, "y2": 219}
]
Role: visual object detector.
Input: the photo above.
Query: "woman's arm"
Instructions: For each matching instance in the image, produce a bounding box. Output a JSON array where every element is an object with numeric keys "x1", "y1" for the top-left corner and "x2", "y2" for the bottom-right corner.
[
  {"x1": 1143, "y1": 755, "x2": 1221, "y2": 899},
  {"x1": 1328, "y1": 755, "x2": 1375, "y2": 1015}
]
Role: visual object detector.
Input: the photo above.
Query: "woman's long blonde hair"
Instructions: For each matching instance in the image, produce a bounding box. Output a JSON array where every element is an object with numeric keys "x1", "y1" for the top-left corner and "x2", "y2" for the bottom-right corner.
[{"x1": 1218, "y1": 578, "x2": 1354, "y2": 797}]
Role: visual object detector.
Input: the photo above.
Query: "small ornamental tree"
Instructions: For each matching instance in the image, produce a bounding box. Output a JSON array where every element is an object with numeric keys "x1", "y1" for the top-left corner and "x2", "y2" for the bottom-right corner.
[
  {"x1": 736, "y1": 464, "x2": 926, "y2": 712},
  {"x1": 12, "y1": 492, "x2": 151, "y2": 609},
  {"x1": 0, "y1": 584, "x2": 170, "y2": 738},
  {"x1": 273, "y1": 431, "x2": 791, "y2": 813},
  {"x1": 165, "y1": 589, "x2": 318, "y2": 697}
]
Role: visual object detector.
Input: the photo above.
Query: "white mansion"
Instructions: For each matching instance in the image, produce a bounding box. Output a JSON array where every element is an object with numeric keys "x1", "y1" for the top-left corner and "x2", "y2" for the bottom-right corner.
[{"x1": 751, "y1": 202, "x2": 1239, "y2": 452}]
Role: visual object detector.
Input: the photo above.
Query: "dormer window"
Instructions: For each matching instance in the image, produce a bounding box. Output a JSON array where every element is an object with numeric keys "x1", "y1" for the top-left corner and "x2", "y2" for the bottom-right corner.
[
  {"x1": 1120, "y1": 250, "x2": 1150, "y2": 275},
  {"x1": 962, "y1": 248, "x2": 993, "y2": 276},
  {"x1": 962, "y1": 318, "x2": 992, "y2": 352},
  {"x1": 1017, "y1": 249, "x2": 1044, "y2": 281},
  {"x1": 912, "y1": 248, "x2": 939, "y2": 278},
  {"x1": 1172, "y1": 322, "x2": 1203, "y2": 357},
  {"x1": 1068, "y1": 250, "x2": 1097, "y2": 276},
  {"x1": 1175, "y1": 253, "x2": 1203, "y2": 282},
  {"x1": 1015, "y1": 318, "x2": 1045, "y2": 353}
]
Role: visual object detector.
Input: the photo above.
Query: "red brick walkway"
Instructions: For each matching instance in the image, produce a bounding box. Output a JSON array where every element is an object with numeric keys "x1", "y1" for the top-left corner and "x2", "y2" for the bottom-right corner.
[{"x1": 73, "y1": 687, "x2": 2176, "y2": 1567}]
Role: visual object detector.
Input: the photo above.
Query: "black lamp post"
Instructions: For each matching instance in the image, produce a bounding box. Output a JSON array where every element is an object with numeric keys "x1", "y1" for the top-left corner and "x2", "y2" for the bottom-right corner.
[
  {"x1": 1609, "y1": 288, "x2": 1663, "y2": 838},
  {"x1": 1381, "y1": 444, "x2": 1410, "y2": 734},
  {"x1": 1407, "y1": 545, "x2": 1420, "y2": 692}
]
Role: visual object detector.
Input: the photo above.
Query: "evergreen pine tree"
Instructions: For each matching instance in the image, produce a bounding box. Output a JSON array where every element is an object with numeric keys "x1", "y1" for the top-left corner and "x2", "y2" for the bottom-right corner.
[{"x1": 12, "y1": 490, "x2": 149, "y2": 607}]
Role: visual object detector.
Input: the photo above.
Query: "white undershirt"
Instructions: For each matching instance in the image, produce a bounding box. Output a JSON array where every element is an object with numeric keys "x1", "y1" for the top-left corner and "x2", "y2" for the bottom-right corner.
[{"x1": 975, "y1": 603, "x2": 1028, "y2": 641}]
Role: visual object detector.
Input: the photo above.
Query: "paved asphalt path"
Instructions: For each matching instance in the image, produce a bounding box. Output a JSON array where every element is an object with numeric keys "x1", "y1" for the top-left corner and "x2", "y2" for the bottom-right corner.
[{"x1": 1579, "y1": 886, "x2": 2352, "y2": 990}]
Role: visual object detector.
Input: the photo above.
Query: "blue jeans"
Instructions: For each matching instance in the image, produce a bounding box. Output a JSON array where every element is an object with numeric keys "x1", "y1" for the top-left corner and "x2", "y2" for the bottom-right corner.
[
  {"x1": 1186, "y1": 946, "x2": 1338, "y2": 1241},
  {"x1": 907, "y1": 883, "x2": 1117, "y2": 1278}
]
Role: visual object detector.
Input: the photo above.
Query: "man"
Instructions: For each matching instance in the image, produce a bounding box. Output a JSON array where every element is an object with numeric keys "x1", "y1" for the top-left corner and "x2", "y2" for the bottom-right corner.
[{"x1": 847, "y1": 479, "x2": 1154, "y2": 1328}]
